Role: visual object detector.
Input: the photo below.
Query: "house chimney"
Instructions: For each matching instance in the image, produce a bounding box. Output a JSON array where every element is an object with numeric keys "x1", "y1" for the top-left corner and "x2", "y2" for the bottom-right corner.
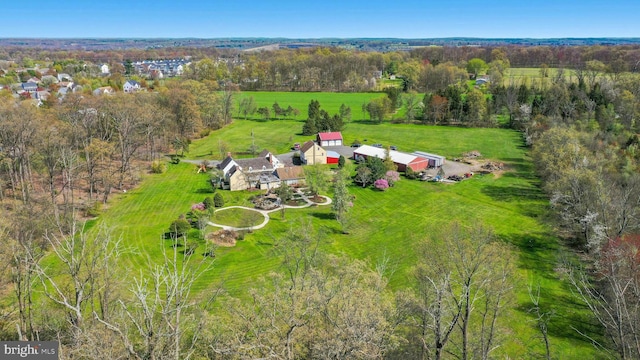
[{"x1": 227, "y1": 152, "x2": 232, "y2": 157}]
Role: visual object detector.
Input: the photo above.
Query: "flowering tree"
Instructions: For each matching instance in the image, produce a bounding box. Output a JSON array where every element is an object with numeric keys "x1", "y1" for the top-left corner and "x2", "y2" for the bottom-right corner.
[
  {"x1": 374, "y1": 179, "x2": 389, "y2": 191},
  {"x1": 191, "y1": 203, "x2": 206, "y2": 211},
  {"x1": 385, "y1": 170, "x2": 400, "y2": 186}
]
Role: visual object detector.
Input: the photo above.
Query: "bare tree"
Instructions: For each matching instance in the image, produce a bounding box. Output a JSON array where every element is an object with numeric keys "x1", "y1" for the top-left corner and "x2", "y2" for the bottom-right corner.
[
  {"x1": 528, "y1": 283, "x2": 553, "y2": 360},
  {"x1": 410, "y1": 222, "x2": 514, "y2": 360},
  {"x1": 102, "y1": 94, "x2": 149, "y2": 189},
  {"x1": 568, "y1": 237, "x2": 640, "y2": 360},
  {"x1": 97, "y1": 238, "x2": 215, "y2": 360},
  {"x1": 35, "y1": 222, "x2": 122, "y2": 344}
]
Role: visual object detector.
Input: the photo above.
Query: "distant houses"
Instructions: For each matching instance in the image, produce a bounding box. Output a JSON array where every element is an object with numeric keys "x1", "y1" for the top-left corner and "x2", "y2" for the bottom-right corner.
[
  {"x1": 131, "y1": 59, "x2": 190, "y2": 78},
  {"x1": 123, "y1": 80, "x2": 141, "y2": 93},
  {"x1": 93, "y1": 86, "x2": 115, "y2": 96}
]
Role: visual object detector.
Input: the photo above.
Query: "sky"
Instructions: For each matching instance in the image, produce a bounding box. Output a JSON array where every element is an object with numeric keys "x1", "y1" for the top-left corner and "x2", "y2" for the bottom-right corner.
[{"x1": 2, "y1": 0, "x2": 639, "y2": 39}]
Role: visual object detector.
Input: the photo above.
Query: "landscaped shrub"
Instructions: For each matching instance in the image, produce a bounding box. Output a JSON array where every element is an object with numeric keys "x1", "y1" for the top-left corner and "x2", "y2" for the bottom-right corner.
[
  {"x1": 374, "y1": 178, "x2": 389, "y2": 191},
  {"x1": 214, "y1": 193, "x2": 224, "y2": 207},
  {"x1": 169, "y1": 217, "x2": 191, "y2": 238},
  {"x1": 150, "y1": 160, "x2": 167, "y2": 174},
  {"x1": 203, "y1": 197, "x2": 214, "y2": 210},
  {"x1": 338, "y1": 155, "x2": 346, "y2": 168},
  {"x1": 405, "y1": 166, "x2": 419, "y2": 180}
]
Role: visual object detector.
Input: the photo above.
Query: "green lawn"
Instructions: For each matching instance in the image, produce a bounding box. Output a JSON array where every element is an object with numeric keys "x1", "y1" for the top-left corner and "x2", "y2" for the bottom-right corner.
[
  {"x1": 189, "y1": 118, "x2": 520, "y2": 161},
  {"x1": 213, "y1": 207, "x2": 264, "y2": 228},
  {"x1": 506, "y1": 67, "x2": 574, "y2": 86},
  {"x1": 234, "y1": 91, "x2": 385, "y2": 121},
  {"x1": 91, "y1": 119, "x2": 603, "y2": 358}
]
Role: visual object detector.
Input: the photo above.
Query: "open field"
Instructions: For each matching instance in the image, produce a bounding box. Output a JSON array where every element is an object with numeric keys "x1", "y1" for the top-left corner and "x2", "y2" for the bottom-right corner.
[
  {"x1": 234, "y1": 91, "x2": 386, "y2": 122},
  {"x1": 505, "y1": 67, "x2": 575, "y2": 85},
  {"x1": 88, "y1": 117, "x2": 603, "y2": 358},
  {"x1": 189, "y1": 118, "x2": 519, "y2": 161}
]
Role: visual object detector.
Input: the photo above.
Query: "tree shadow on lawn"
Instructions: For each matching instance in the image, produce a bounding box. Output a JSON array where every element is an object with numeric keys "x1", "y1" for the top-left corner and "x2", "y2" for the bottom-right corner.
[
  {"x1": 195, "y1": 187, "x2": 215, "y2": 194},
  {"x1": 352, "y1": 119, "x2": 384, "y2": 125},
  {"x1": 514, "y1": 292, "x2": 602, "y2": 345},
  {"x1": 501, "y1": 232, "x2": 560, "y2": 276},
  {"x1": 505, "y1": 232, "x2": 604, "y2": 346},
  {"x1": 481, "y1": 184, "x2": 548, "y2": 203},
  {"x1": 309, "y1": 212, "x2": 335, "y2": 221}
]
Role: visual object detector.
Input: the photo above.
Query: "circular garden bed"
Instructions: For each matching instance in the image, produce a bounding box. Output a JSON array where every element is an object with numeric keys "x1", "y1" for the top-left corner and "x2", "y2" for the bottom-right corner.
[{"x1": 213, "y1": 207, "x2": 265, "y2": 228}]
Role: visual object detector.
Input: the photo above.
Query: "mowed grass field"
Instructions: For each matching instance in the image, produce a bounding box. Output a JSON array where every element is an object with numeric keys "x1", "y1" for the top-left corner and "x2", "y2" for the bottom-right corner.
[
  {"x1": 233, "y1": 91, "x2": 385, "y2": 121},
  {"x1": 505, "y1": 67, "x2": 575, "y2": 85},
  {"x1": 95, "y1": 116, "x2": 603, "y2": 357}
]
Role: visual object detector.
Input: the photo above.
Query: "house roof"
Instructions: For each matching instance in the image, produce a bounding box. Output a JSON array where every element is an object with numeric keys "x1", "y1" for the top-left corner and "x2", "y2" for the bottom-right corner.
[
  {"x1": 125, "y1": 80, "x2": 140, "y2": 86},
  {"x1": 22, "y1": 82, "x2": 38, "y2": 90},
  {"x1": 258, "y1": 149, "x2": 271, "y2": 158},
  {"x1": 318, "y1": 132, "x2": 343, "y2": 141},
  {"x1": 218, "y1": 156, "x2": 236, "y2": 171},
  {"x1": 235, "y1": 157, "x2": 273, "y2": 172},
  {"x1": 276, "y1": 166, "x2": 305, "y2": 181},
  {"x1": 326, "y1": 150, "x2": 340, "y2": 158},
  {"x1": 354, "y1": 145, "x2": 418, "y2": 165},
  {"x1": 300, "y1": 140, "x2": 317, "y2": 153}
]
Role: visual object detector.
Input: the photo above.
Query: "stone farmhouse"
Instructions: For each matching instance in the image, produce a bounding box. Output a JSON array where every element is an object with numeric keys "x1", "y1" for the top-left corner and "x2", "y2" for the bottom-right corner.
[{"x1": 218, "y1": 150, "x2": 305, "y2": 191}]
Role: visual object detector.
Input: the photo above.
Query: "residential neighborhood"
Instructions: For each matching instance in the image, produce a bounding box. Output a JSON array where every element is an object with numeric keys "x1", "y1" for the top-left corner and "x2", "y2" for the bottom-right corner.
[{"x1": 0, "y1": 57, "x2": 194, "y2": 104}]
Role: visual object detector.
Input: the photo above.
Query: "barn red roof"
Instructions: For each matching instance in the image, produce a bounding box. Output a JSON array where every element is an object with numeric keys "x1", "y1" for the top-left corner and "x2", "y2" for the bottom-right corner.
[{"x1": 317, "y1": 132, "x2": 343, "y2": 141}]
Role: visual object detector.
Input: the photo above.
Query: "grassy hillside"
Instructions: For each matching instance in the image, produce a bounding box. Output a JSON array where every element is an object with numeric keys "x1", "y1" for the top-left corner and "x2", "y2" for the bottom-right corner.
[{"x1": 92, "y1": 118, "x2": 603, "y2": 358}]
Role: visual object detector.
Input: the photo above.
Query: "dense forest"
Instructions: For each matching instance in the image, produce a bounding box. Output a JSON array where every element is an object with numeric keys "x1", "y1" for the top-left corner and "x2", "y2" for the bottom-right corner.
[{"x1": 2, "y1": 43, "x2": 640, "y2": 358}]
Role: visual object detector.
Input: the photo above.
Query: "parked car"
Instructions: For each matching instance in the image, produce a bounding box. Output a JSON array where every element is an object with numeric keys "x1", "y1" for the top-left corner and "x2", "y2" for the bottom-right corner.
[
  {"x1": 373, "y1": 143, "x2": 383, "y2": 148},
  {"x1": 390, "y1": 145, "x2": 398, "y2": 150},
  {"x1": 351, "y1": 143, "x2": 361, "y2": 148},
  {"x1": 292, "y1": 143, "x2": 301, "y2": 150}
]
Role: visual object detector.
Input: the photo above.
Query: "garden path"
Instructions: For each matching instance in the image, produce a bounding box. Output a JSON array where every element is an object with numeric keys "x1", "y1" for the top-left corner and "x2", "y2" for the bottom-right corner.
[{"x1": 207, "y1": 193, "x2": 332, "y2": 231}]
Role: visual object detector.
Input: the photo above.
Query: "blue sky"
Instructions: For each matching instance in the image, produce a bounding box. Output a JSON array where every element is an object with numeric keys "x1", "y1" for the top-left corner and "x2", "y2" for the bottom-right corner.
[{"x1": 2, "y1": 0, "x2": 639, "y2": 38}]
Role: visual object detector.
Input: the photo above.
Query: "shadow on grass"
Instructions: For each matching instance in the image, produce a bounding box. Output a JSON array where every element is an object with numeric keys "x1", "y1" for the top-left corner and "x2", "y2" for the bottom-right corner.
[
  {"x1": 481, "y1": 184, "x2": 547, "y2": 203},
  {"x1": 502, "y1": 232, "x2": 559, "y2": 275},
  {"x1": 309, "y1": 212, "x2": 335, "y2": 221},
  {"x1": 504, "y1": 231, "x2": 606, "y2": 348},
  {"x1": 352, "y1": 119, "x2": 384, "y2": 125},
  {"x1": 195, "y1": 188, "x2": 215, "y2": 194}
]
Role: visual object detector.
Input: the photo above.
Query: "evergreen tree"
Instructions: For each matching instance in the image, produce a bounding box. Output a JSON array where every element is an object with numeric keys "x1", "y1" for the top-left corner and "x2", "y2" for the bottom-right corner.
[{"x1": 302, "y1": 117, "x2": 318, "y2": 136}]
